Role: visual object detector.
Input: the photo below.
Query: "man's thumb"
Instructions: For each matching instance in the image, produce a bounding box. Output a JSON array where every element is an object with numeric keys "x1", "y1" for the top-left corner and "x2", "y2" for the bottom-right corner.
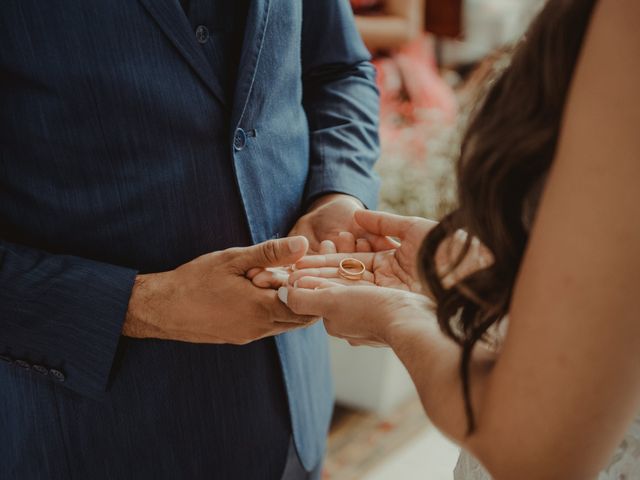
[{"x1": 240, "y1": 236, "x2": 309, "y2": 270}]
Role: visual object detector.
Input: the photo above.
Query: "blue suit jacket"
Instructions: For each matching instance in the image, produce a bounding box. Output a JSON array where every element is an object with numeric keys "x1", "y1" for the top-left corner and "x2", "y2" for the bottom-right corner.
[{"x1": 0, "y1": 0, "x2": 379, "y2": 478}]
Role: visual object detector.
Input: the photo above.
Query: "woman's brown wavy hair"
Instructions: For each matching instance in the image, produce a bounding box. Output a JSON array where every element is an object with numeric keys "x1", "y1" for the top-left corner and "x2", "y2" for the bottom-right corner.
[{"x1": 420, "y1": 0, "x2": 598, "y2": 432}]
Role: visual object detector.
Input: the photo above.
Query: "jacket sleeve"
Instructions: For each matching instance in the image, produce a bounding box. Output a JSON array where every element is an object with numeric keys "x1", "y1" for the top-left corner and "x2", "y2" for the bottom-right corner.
[
  {"x1": 301, "y1": 0, "x2": 381, "y2": 209},
  {"x1": 0, "y1": 239, "x2": 137, "y2": 398}
]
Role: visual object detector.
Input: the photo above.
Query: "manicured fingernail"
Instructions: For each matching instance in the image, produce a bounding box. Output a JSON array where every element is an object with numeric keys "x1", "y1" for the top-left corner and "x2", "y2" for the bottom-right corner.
[
  {"x1": 277, "y1": 287, "x2": 288, "y2": 305},
  {"x1": 288, "y1": 237, "x2": 306, "y2": 253}
]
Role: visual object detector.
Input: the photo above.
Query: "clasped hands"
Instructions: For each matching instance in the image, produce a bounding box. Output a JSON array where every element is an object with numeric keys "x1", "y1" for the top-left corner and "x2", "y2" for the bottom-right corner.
[
  {"x1": 124, "y1": 193, "x2": 401, "y2": 346},
  {"x1": 249, "y1": 197, "x2": 441, "y2": 348},
  {"x1": 123, "y1": 193, "x2": 488, "y2": 347}
]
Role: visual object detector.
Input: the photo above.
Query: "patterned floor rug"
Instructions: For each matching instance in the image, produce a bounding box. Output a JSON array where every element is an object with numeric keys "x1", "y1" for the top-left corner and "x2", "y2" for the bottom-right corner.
[{"x1": 324, "y1": 398, "x2": 430, "y2": 480}]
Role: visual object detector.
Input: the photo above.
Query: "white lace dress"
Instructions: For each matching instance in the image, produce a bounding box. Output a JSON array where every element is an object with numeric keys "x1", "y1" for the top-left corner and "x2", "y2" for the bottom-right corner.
[{"x1": 454, "y1": 413, "x2": 640, "y2": 479}]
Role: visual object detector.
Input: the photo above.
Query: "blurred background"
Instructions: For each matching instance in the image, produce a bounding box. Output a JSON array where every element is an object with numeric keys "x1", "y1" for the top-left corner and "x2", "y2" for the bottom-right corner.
[{"x1": 324, "y1": 1, "x2": 544, "y2": 478}]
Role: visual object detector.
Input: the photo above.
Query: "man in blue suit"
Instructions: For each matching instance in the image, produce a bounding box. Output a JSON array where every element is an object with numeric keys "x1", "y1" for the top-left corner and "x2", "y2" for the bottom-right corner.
[{"x1": 0, "y1": 1, "x2": 379, "y2": 479}]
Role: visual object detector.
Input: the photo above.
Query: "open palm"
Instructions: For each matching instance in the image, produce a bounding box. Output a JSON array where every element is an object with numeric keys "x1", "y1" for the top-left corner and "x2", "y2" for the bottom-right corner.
[{"x1": 290, "y1": 210, "x2": 438, "y2": 296}]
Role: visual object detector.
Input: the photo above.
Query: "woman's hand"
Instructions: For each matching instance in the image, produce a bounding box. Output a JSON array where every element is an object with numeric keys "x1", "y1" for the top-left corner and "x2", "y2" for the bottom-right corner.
[
  {"x1": 278, "y1": 276, "x2": 434, "y2": 347},
  {"x1": 249, "y1": 208, "x2": 491, "y2": 295},
  {"x1": 290, "y1": 209, "x2": 493, "y2": 293},
  {"x1": 290, "y1": 210, "x2": 438, "y2": 295},
  {"x1": 247, "y1": 222, "x2": 379, "y2": 289}
]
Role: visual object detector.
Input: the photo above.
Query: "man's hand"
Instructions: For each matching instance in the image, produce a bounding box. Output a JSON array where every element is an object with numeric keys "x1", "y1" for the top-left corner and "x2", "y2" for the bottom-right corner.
[
  {"x1": 288, "y1": 193, "x2": 368, "y2": 253},
  {"x1": 122, "y1": 236, "x2": 318, "y2": 345},
  {"x1": 247, "y1": 194, "x2": 372, "y2": 289}
]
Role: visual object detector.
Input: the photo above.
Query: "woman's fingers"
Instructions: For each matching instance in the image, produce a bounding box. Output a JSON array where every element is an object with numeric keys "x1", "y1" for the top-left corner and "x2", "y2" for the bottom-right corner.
[
  {"x1": 293, "y1": 276, "x2": 342, "y2": 290},
  {"x1": 355, "y1": 210, "x2": 436, "y2": 247},
  {"x1": 345, "y1": 338, "x2": 387, "y2": 348},
  {"x1": 289, "y1": 266, "x2": 375, "y2": 285},
  {"x1": 290, "y1": 267, "x2": 340, "y2": 282},
  {"x1": 354, "y1": 210, "x2": 414, "y2": 238},
  {"x1": 251, "y1": 268, "x2": 290, "y2": 288},
  {"x1": 363, "y1": 233, "x2": 400, "y2": 251},
  {"x1": 295, "y1": 252, "x2": 375, "y2": 270},
  {"x1": 250, "y1": 270, "x2": 273, "y2": 288},
  {"x1": 246, "y1": 267, "x2": 263, "y2": 280},
  {"x1": 278, "y1": 284, "x2": 339, "y2": 317},
  {"x1": 295, "y1": 275, "x2": 375, "y2": 288},
  {"x1": 279, "y1": 283, "x2": 427, "y2": 347}
]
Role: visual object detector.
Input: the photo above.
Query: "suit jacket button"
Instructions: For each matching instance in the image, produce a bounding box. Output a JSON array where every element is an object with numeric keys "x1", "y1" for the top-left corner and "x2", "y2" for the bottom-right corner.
[
  {"x1": 233, "y1": 128, "x2": 247, "y2": 151},
  {"x1": 32, "y1": 365, "x2": 49, "y2": 375},
  {"x1": 49, "y1": 369, "x2": 66, "y2": 382},
  {"x1": 195, "y1": 25, "x2": 209, "y2": 44},
  {"x1": 15, "y1": 359, "x2": 31, "y2": 370}
]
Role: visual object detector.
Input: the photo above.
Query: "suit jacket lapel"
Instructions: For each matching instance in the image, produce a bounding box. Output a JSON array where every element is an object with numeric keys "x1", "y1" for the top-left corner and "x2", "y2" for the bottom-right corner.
[
  {"x1": 232, "y1": 0, "x2": 271, "y2": 127},
  {"x1": 138, "y1": 0, "x2": 228, "y2": 108}
]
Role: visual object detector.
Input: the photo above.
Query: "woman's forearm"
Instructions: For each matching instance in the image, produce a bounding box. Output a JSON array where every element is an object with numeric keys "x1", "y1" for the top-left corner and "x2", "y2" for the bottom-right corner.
[
  {"x1": 385, "y1": 317, "x2": 497, "y2": 450},
  {"x1": 387, "y1": 319, "x2": 604, "y2": 480}
]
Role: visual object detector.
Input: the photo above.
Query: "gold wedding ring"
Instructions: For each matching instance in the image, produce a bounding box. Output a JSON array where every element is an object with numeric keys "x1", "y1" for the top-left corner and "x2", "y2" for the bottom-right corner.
[{"x1": 338, "y1": 258, "x2": 366, "y2": 281}]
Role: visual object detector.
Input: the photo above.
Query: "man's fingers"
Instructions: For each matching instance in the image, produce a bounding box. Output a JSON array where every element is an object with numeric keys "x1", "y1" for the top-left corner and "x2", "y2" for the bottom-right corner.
[
  {"x1": 237, "y1": 236, "x2": 309, "y2": 270},
  {"x1": 335, "y1": 231, "x2": 356, "y2": 253},
  {"x1": 318, "y1": 240, "x2": 337, "y2": 254},
  {"x1": 356, "y1": 238, "x2": 372, "y2": 252}
]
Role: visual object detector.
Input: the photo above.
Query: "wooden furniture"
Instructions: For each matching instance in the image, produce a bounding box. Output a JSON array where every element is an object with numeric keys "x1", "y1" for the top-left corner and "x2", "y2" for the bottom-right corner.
[
  {"x1": 425, "y1": 0, "x2": 463, "y2": 37},
  {"x1": 355, "y1": 0, "x2": 425, "y2": 51},
  {"x1": 355, "y1": 0, "x2": 463, "y2": 52}
]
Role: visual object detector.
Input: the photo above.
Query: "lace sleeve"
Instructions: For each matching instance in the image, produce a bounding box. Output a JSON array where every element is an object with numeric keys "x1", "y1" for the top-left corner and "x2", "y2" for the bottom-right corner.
[{"x1": 453, "y1": 414, "x2": 640, "y2": 480}]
